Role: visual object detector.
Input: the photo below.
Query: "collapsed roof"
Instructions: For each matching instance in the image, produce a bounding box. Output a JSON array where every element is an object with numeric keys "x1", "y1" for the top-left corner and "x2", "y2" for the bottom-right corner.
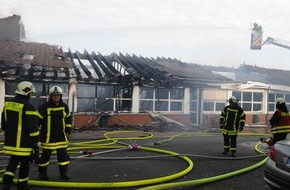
[{"x1": 0, "y1": 40, "x2": 231, "y2": 87}]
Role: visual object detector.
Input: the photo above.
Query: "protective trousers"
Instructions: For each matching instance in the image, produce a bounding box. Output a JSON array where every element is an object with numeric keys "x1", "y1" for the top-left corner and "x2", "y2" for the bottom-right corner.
[
  {"x1": 223, "y1": 134, "x2": 237, "y2": 153},
  {"x1": 3, "y1": 155, "x2": 30, "y2": 188},
  {"x1": 38, "y1": 148, "x2": 70, "y2": 177}
]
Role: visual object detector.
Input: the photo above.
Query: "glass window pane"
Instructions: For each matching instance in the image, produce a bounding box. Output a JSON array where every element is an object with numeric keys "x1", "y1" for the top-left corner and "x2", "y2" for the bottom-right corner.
[
  {"x1": 78, "y1": 99, "x2": 95, "y2": 112},
  {"x1": 253, "y1": 103, "x2": 262, "y2": 111},
  {"x1": 268, "y1": 103, "x2": 275, "y2": 112},
  {"x1": 155, "y1": 101, "x2": 168, "y2": 111},
  {"x1": 216, "y1": 103, "x2": 225, "y2": 111},
  {"x1": 140, "y1": 100, "x2": 153, "y2": 111},
  {"x1": 242, "y1": 103, "x2": 252, "y2": 111},
  {"x1": 203, "y1": 102, "x2": 214, "y2": 111},
  {"x1": 170, "y1": 89, "x2": 183, "y2": 100},
  {"x1": 285, "y1": 94, "x2": 290, "y2": 102},
  {"x1": 190, "y1": 89, "x2": 198, "y2": 100},
  {"x1": 253, "y1": 92, "x2": 262, "y2": 101},
  {"x1": 97, "y1": 85, "x2": 114, "y2": 98},
  {"x1": 276, "y1": 94, "x2": 284, "y2": 99},
  {"x1": 170, "y1": 102, "x2": 182, "y2": 111},
  {"x1": 243, "y1": 92, "x2": 252, "y2": 101},
  {"x1": 78, "y1": 84, "x2": 96, "y2": 97},
  {"x1": 268, "y1": 93, "x2": 275, "y2": 102},
  {"x1": 140, "y1": 87, "x2": 153, "y2": 99},
  {"x1": 190, "y1": 113, "x2": 197, "y2": 123},
  {"x1": 155, "y1": 89, "x2": 169, "y2": 99},
  {"x1": 97, "y1": 99, "x2": 113, "y2": 111},
  {"x1": 232, "y1": 91, "x2": 241, "y2": 101},
  {"x1": 191, "y1": 102, "x2": 197, "y2": 111}
]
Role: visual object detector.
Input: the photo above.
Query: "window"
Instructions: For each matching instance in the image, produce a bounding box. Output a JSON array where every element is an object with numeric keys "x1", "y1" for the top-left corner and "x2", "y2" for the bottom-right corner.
[
  {"x1": 139, "y1": 87, "x2": 183, "y2": 112},
  {"x1": 233, "y1": 91, "x2": 263, "y2": 112},
  {"x1": 268, "y1": 93, "x2": 290, "y2": 112},
  {"x1": 77, "y1": 84, "x2": 96, "y2": 112},
  {"x1": 203, "y1": 101, "x2": 225, "y2": 112}
]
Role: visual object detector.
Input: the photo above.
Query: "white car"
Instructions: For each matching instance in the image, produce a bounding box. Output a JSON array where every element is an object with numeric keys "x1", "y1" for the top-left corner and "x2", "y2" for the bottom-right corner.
[{"x1": 264, "y1": 139, "x2": 290, "y2": 190}]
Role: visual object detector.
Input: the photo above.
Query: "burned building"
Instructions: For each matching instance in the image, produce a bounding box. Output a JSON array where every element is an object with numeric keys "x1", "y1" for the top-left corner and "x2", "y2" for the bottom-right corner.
[{"x1": 1, "y1": 15, "x2": 290, "y2": 131}]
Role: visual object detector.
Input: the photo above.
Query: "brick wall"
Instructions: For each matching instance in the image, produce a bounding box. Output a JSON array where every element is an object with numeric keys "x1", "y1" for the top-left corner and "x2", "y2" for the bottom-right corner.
[{"x1": 73, "y1": 113, "x2": 190, "y2": 130}]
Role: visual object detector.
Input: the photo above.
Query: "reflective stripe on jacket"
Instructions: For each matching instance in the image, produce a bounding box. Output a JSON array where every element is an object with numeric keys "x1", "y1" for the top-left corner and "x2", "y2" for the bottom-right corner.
[
  {"x1": 220, "y1": 104, "x2": 246, "y2": 136},
  {"x1": 1, "y1": 96, "x2": 39, "y2": 156},
  {"x1": 37, "y1": 100, "x2": 72, "y2": 150},
  {"x1": 270, "y1": 110, "x2": 290, "y2": 134}
]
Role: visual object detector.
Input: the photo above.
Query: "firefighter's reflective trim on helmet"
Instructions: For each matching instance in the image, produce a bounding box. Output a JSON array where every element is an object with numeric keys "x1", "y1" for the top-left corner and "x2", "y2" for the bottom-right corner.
[
  {"x1": 58, "y1": 160, "x2": 70, "y2": 166},
  {"x1": 49, "y1": 86, "x2": 63, "y2": 95},
  {"x1": 15, "y1": 81, "x2": 36, "y2": 96},
  {"x1": 40, "y1": 141, "x2": 69, "y2": 149}
]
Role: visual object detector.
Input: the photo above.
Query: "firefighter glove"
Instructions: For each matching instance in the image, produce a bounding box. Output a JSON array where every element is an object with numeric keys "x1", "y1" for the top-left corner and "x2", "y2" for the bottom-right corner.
[
  {"x1": 238, "y1": 126, "x2": 243, "y2": 132},
  {"x1": 219, "y1": 124, "x2": 224, "y2": 129}
]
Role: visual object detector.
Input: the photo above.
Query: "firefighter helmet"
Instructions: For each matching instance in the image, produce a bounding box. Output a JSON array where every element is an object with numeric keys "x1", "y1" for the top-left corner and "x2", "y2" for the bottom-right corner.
[
  {"x1": 15, "y1": 81, "x2": 36, "y2": 96},
  {"x1": 275, "y1": 97, "x2": 285, "y2": 104},
  {"x1": 49, "y1": 86, "x2": 63, "y2": 95},
  {"x1": 228, "y1": 96, "x2": 237, "y2": 103}
]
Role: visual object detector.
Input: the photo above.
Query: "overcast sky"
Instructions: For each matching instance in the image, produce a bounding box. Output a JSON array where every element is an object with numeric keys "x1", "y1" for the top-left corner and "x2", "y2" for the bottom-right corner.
[{"x1": 2, "y1": 0, "x2": 290, "y2": 70}]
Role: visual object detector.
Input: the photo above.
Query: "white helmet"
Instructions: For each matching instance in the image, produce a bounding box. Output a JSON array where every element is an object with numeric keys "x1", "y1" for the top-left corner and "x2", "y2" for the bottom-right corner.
[
  {"x1": 228, "y1": 96, "x2": 237, "y2": 103},
  {"x1": 15, "y1": 81, "x2": 36, "y2": 96},
  {"x1": 49, "y1": 86, "x2": 63, "y2": 95},
  {"x1": 276, "y1": 97, "x2": 286, "y2": 104}
]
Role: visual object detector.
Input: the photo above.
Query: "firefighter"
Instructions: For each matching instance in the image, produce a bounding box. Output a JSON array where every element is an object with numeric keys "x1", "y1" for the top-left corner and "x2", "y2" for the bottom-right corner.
[
  {"x1": 1, "y1": 81, "x2": 40, "y2": 190},
  {"x1": 219, "y1": 96, "x2": 246, "y2": 157},
  {"x1": 37, "y1": 86, "x2": 72, "y2": 180},
  {"x1": 269, "y1": 97, "x2": 290, "y2": 144}
]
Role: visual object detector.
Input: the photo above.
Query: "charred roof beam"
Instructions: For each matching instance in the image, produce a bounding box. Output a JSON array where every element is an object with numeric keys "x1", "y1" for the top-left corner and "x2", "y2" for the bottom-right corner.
[
  {"x1": 91, "y1": 51, "x2": 115, "y2": 78},
  {"x1": 96, "y1": 52, "x2": 120, "y2": 76},
  {"x1": 84, "y1": 49, "x2": 103, "y2": 79},
  {"x1": 130, "y1": 54, "x2": 167, "y2": 82},
  {"x1": 119, "y1": 53, "x2": 154, "y2": 81},
  {"x1": 65, "y1": 49, "x2": 82, "y2": 80},
  {"x1": 75, "y1": 51, "x2": 92, "y2": 80}
]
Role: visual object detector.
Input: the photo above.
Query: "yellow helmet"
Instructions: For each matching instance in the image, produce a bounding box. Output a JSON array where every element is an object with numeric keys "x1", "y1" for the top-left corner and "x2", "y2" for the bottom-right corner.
[
  {"x1": 49, "y1": 86, "x2": 63, "y2": 95},
  {"x1": 276, "y1": 97, "x2": 286, "y2": 104},
  {"x1": 228, "y1": 96, "x2": 237, "y2": 103},
  {"x1": 15, "y1": 81, "x2": 36, "y2": 96}
]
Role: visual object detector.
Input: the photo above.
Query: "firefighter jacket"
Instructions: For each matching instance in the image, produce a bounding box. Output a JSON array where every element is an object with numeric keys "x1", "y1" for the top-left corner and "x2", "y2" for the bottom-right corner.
[
  {"x1": 220, "y1": 103, "x2": 246, "y2": 136},
  {"x1": 1, "y1": 95, "x2": 40, "y2": 156},
  {"x1": 37, "y1": 99, "x2": 72, "y2": 150},
  {"x1": 269, "y1": 110, "x2": 290, "y2": 134}
]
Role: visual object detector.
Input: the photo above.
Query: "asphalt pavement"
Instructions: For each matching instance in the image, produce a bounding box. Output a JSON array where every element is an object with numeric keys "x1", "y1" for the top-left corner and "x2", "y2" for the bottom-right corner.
[{"x1": 0, "y1": 130, "x2": 272, "y2": 190}]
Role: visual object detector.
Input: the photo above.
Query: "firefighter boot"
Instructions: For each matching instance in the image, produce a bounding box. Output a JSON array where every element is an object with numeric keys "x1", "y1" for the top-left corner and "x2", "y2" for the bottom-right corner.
[
  {"x1": 17, "y1": 181, "x2": 30, "y2": 190},
  {"x1": 38, "y1": 166, "x2": 49, "y2": 180},
  {"x1": 59, "y1": 165, "x2": 70, "y2": 180},
  {"x1": 2, "y1": 174, "x2": 14, "y2": 190},
  {"x1": 231, "y1": 151, "x2": 236, "y2": 157},
  {"x1": 3, "y1": 184, "x2": 10, "y2": 190},
  {"x1": 222, "y1": 149, "x2": 229, "y2": 155}
]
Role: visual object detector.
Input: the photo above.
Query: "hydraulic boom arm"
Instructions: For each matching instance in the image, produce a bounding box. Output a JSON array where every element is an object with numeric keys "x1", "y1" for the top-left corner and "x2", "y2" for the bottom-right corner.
[{"x1": 263, "y1": 37, "x2": 290, "y2": 50}]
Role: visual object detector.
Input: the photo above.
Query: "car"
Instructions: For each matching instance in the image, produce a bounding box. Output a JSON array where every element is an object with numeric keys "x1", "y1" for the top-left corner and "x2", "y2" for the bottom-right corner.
[{"x1": 264, "y1": 139, "x2": 290, "y2": 190}]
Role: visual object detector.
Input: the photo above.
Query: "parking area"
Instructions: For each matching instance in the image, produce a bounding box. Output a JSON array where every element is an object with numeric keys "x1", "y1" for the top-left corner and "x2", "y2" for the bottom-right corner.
[{"x1": 0, "y1": 130, "x2": 272, "y2": 189}]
